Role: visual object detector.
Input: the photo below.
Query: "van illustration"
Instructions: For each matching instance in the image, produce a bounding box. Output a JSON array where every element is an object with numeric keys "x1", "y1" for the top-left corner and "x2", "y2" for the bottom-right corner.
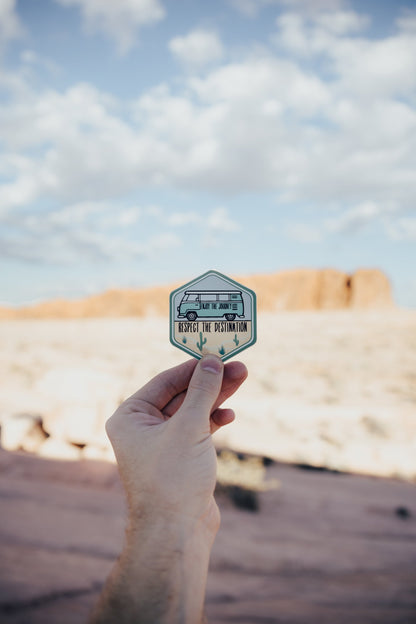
[{"x1": 177, "y1": 290, "x2": 245, "y2": 321}]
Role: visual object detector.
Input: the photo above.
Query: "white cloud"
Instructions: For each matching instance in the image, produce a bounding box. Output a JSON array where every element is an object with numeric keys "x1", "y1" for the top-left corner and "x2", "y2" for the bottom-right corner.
[
  {"x1": 386, "y1": 217, "x2": 416, "y2": 242},
  {"x1": 285, "y1": 200, "x2": 408, "y2": 243},
  {"x1": 396, "y1": 9, "x2": 416, "y2": 34},
  {"x1": 190, "y1": 56, "x2": 330, "y2": 115},
  {"x1": 202, "y1": 207, "x2": 240, "y2": 247},
  {"x1": 0, "y1": 83, "x2": 153, "y2": 210},
  {"x1": 0, "y1": 200, "x2": 182, "y2": 264},
  {"x1": 0, "y1": 198, "x2": 237, "y2": 264},
  {"x1": 115, "y1": 207, "x2": 143, "y2": 227},
  {"x1": 207, "y1": 207, "x2": 240, "y2": 232},
  {"x1": 167, "y1": 211, "x2": 201, "y2": 226},
  {"x1": 228, "y1": 0, "x2": 267, "y2": 18},
  {"x1": 228, "y1": 0, "x2": 294, "y2": 18},
  {"x1": 148, "y1": 231, "x2": 182, "y2": 252},
  {"x1": 275, "y1": 10, "x2": 368, "y2": 56},
  {"x1": 46, "y1": 201, "x2": 106, "y2": 226},
  {"x1": 0, "y1": 0, "x2": 23, "y2": 54},
  {"x1": 314, "y1": 10, "x2": 369, "y2": 35},
  {"x1": 20, "y1": 49, "x2": 61, "y2": 76},
  {"x1": 275, "y1": 9, "x2": 416, "y2": 97},
  {"x1": 285, "y1": 222, "x2": 322, "y2": 243},
  {"x1": 281, "y1": 0, "x2": 346, "y2": 12},
  {"x1": 169, "y1": 29, "x2": 224, "y2": 68},
  {"x1": 1, "y1": 4, "x2": 416, "y2": 248},
  {"x1": 54, "y1": 0, "x2": 165, "y2": 54},
  {"x1": 324, "y1": 202, "x2": 382, "y2": 234},
  {"x1": 1, "y1": 34, "x2": 415, "y2": 212}
]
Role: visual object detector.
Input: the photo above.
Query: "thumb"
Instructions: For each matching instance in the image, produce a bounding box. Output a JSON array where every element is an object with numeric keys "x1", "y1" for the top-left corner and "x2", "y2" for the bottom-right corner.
[{"x1": 175, "y1": 355, "x2": 224, "y2": 431}]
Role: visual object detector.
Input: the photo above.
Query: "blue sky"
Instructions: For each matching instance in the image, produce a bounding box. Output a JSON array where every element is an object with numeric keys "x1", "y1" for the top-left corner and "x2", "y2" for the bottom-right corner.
[{"x1": 0, "y1": 0, "x2": 415, "y2": 307}]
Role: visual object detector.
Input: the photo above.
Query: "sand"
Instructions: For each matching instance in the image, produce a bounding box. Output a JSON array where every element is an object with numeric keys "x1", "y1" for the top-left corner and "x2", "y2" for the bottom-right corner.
[
  {"x1": 0, "y1": 310, "x2": 415, "y2": 479},
  {"x1": 0, "y1": 310, "x2": 415, "y2": 622}
]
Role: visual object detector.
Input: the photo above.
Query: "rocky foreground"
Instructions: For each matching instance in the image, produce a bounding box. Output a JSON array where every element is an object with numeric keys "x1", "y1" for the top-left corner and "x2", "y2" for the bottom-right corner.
[
  {"x1": 0, "y1": 310, "x2": 415, "y2": 479},
  {"x1": 0, "y1": 450, "x2": 415, "y2": 623},
  {"x1": 0, "y1": 310, "x2": 415, "y2": 622}
]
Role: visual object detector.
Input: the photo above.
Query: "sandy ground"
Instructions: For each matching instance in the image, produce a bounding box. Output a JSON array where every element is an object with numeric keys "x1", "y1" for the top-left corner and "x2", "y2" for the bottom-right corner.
[
  {"x1": 0, "y1": 310, "x2": 415, "y2": 478},
  {"x1": 0, "y1": 310, "x2": 415, "y2": 622},
  {"x1": 0, "y1": 450, "x2": 415, "y2": 623}
]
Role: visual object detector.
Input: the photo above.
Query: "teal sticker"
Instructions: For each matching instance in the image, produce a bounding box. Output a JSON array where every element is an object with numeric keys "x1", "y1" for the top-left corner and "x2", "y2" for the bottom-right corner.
[{"x1": 170, "y1": 270, "x2": 257, "y2": 361}]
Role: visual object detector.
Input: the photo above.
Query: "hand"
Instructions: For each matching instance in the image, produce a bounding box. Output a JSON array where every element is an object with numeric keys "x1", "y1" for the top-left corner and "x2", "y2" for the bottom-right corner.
[
  {"x1": 91, "y1": 355, "x2": 248, "y2": 624},
  {"x1": 106, "y1": 355, "x2": 248, "y2": 533}
]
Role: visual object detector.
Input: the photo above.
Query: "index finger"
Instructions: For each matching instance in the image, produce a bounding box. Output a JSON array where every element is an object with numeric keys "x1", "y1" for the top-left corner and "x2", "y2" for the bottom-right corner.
[{"x1": 128, "y1": 358, "x2": 198, "y2": 410}]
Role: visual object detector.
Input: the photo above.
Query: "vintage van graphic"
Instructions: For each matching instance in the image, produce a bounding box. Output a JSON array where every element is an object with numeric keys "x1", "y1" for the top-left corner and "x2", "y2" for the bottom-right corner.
[
  {"x1": 170, "y1": 270, "x2": 256, "y2": 361},
  {"x1": 177, "y1": 290, "x2": 244, "y2": 321}
]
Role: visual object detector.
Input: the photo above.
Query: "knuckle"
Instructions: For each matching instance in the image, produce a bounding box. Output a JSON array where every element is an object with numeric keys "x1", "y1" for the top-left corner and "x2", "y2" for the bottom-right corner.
[
  {"x1": 189, "y1": 378, "x2": 219, "y2": 396},
  {"x1": 105, "y1": 416, "x2": 114, "y2": 437},
  {"x1": 105, "y1": 410, "x2": 120, "y2": 438}
]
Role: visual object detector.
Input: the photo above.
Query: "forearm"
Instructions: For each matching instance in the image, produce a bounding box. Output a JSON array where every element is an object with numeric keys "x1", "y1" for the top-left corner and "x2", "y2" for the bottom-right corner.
[{"x1": 90, "y1": 513, "x2": 216, "y2": 624}]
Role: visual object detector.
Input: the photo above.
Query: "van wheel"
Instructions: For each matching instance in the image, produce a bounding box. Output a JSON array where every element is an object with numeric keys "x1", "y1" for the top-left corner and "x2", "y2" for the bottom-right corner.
[
  {"x1": 186, "y1": 311, "x2": 197, "y2": 321},
  {"x1": 225, "y1": 314, "x2": 236, "y2": 321}
]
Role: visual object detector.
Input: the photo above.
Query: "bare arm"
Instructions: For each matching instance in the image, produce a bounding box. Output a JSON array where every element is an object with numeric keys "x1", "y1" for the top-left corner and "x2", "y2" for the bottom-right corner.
[{"x1": 90, "y1": 355, "x2": 247, "y2": 624}]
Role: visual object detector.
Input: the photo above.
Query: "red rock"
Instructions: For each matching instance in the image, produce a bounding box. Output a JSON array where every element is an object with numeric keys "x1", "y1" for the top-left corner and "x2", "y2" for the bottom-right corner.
[
  {"x1": 0, "y1": 269, "x2": 394, "y2": 319},
  {"x1": 1, "y1": 451, "x2": 415, "y2": 623},
  {"x1": 350, "y1": 269, "x2": 393, "y2": 308}
]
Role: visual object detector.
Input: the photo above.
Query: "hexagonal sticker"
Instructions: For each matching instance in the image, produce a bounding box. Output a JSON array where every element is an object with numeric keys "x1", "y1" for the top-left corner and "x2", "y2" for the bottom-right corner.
[{"x1": 170, "y1": 270, "x2": 256, "y2": 361}]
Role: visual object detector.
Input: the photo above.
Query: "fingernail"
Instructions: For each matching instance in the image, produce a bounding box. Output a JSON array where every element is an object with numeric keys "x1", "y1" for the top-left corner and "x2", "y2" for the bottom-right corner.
[{"x1": 200, "y1": 355, "x2": 223, "y2": 374}]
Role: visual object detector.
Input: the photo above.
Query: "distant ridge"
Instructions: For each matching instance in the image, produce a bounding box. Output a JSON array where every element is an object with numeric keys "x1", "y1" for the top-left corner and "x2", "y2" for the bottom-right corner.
[{"x1": 0, "y1": 268, "x2": 393, "y2": 320}]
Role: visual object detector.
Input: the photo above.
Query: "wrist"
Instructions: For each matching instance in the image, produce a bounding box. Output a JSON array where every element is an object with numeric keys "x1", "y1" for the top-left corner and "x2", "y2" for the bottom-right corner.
[
  {"x1": 127, "y1": 491, "x2": 221, "y2": 541},
  {"x1": 92, "y1": 507, "x2": 218, "y2": 624},
  {"x1": 125, "y1": 504, "x2": 219, "y2": 583}
]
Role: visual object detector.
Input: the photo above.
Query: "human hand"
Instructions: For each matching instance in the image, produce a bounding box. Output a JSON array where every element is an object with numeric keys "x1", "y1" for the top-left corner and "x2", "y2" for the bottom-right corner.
[
  {"x1": 91, "y1": 355, "x2": 247, "y2": 624},
  {"x1": 106, "y1": 355, "x2": 248, "y2": 534}
]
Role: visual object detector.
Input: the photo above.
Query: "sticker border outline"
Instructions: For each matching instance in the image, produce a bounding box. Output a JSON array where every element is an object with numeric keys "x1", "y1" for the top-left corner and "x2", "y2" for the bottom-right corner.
[{"x1": 169, "y1": 269, "x2": 257, "y2": 361}]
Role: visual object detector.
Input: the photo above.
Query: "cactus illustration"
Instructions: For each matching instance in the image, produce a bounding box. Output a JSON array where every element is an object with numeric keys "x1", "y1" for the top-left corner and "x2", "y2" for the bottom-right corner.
[
  {"x1": 182, "y1": 336, "x2": 187, "y2": 344},
  {"x1": 218, "y1": 345, "x2": 226, "y2": 356},
  {"x1": 233, "y1": 334, "x2": 239, "y2": 346},
  {"x1": 196, "y1": 332, "x2": 207, "y2": 352}
]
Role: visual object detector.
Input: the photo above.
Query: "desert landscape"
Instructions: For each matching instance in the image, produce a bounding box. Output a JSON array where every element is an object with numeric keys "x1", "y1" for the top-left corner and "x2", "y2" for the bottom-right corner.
[{"x1": 0, "y1": 269, "x2": 415, "y2": 622}]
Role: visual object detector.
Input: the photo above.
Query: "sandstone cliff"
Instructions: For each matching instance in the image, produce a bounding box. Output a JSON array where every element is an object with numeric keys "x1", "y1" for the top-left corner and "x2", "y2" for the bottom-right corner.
[{"x1": 0, "y1": 268, "x2": 393, "y2": 319}]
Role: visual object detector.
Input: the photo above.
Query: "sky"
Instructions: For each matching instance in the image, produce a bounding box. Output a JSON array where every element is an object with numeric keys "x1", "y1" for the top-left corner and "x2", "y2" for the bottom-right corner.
[{"x1": 0, "y1": 0, "x2": 415, "y2": 307}]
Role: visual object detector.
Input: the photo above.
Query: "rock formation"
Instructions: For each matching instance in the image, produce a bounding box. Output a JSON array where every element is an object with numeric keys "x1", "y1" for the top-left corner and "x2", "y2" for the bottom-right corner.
[
  {"x1": 0, "y1": 269, "x2": 393, "y2": 320},
  {"x1": 349, "y1": 269, "x2": 393, "y2": 308}
]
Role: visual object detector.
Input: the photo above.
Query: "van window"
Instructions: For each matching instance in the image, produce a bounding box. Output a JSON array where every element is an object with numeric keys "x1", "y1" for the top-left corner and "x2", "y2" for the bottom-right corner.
[
  {"x1": 218, "y1": 294, "x2": 229, "y2": 301},
  {"x1": 230, "y1": 293, "x2": 240, "y2": 300},
  {"x1": 184, "y1": 293, "x2": 199, "y2": 302}
]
